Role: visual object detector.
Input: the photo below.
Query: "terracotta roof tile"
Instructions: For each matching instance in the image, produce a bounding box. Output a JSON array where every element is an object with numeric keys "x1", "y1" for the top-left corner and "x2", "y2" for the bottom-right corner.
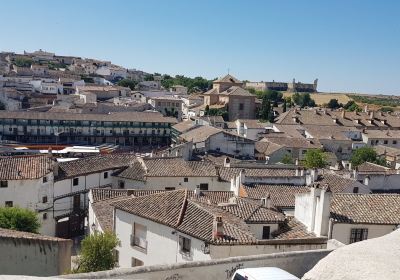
[
  {"x1": 330, "y1": 193, "x2": 400, "y2": 224},
  {"x1": 0, "y1": 155, "x2": 54, "y2": 180}
]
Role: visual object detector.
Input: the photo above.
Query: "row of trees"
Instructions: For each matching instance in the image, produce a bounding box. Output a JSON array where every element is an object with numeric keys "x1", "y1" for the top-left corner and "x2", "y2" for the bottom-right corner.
[
  {"x1": 281, "y1": 146, "x2": 386, "y2": 168},
  {"x1": 160, "y1": 74, "x2": 213, "y2": 93}
]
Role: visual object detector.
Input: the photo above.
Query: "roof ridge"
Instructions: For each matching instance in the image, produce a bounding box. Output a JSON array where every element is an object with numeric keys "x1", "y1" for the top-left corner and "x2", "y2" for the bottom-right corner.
[{"x1": 176, "y1": 189, "x2": 189, "y2": 227}]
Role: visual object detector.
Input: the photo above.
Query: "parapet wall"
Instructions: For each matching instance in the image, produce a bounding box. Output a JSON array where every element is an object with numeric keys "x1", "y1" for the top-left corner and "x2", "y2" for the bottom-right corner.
[{"x1": 64, "y1": 249, "x2": 332, "y2": 280}]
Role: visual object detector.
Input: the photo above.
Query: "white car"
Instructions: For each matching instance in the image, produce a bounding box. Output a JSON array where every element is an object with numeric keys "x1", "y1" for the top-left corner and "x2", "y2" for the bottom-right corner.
[{"x1": 231, "y1": 267, "x2": 300, "y2": 280}]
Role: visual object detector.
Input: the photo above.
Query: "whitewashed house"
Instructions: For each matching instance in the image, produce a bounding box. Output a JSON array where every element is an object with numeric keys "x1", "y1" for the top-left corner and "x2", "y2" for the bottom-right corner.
[
  {"x1": 0, "y1": 155, "x2": 56, "y2": 235},
  {"x1": 178, "y1": 125, "x2": 255, "y2": 158},
  {"x1": 294, "y1": 185, "x2": 400, "y2": 245},
  {"x1": 110, "y1": 190, "x2": 325, "y2": 267},
  {"x1": 355, "y1": 161, "x2": 400, "y2": 192}
]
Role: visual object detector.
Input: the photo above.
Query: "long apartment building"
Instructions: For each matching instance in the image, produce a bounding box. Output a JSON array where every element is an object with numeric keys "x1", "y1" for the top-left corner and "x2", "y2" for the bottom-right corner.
[{"x1": 0, "y1": 111, "x2": 177, "y2": 146}]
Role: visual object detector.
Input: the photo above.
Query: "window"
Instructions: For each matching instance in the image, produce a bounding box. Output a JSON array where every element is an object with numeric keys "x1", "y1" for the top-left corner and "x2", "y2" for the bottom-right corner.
[
  {"x1": 239, "y1": 103, "x2": 244, "y2": 110},
  {"x1": 73, "y1": 178, "x2": 79, "y2": 186},
  {"x1": 262, "y1": 226, "x2": 270, "y2": 239},
  {"x1": 43, "y1": 176, "x2": 48, "y2": 183},
  {"x1": 42, "y1": 196, "x2": 48, "y2": 203},
  {"x1": 353, "y1": 187, "x2": 359, "y2": 193},
  {"x1": 131, "y1": 223, "x2": 147, "y2": 250},
  {"x1": 165, "y1": 187, "x2": 175, "y2": 191},
  {"x1": 184, "y1": 177, "x2": 188, "y2": 182},
  {"x1": 118, "y1": 180, "x2": 125, "y2": 189},
  {"x1": 131, "y1": 257, "x2": 143, "y2": 267},
  {"x1": 43, "y1": 213, "x2": 48, "y2": 220},
  {"x1": 350, "y1": 228, "x2": 368, "y2": 243},
  {"x1": 5, "y1": 201, "x2": 13, "y2": 207},
  {"x1": 393, "y1": 140, "x2": 397, "y2": 145},
  {"x1": 104, "y1": 172, "x2": 108, "y2": 179},
  {"x1": 199, "y1": 183, "x2": 209, "y2": 191},
  {"x1": 179, "y1": 235, "x2": 191, "y2": 254},
  {"x1": 0, "y1": 181, "x2": 8, "y2": 188},
  {"x1": 384, "y1": 140, "x2": 388, "y2": 144}
]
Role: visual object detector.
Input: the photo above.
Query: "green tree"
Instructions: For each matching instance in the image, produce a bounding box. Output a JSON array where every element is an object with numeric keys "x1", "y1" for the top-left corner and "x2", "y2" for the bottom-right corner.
[
  {"x1": 74, "y1": 232, "x2": 119, "y2": 273},
  {"x1": 303, "y1": 149, "x2": 328, "y2": 169},
  {"x1": 14, "y1": 57, "x2": 33, "y2": 67},
  {"x1": 0, "y1": 207, "x2": 40, "y2": 233},
  {"x1": 281, "y1": 154, "x2": 294, "y2": 164},
  {"x1": 117, "y1": 79, "x2": 138, "y2": 90},
  {"x1": 259, "y1": 95, "x2": 272, "y2": 121},
  {"x1": 343, "y1": 100, "x2": 361, "y2": 112},
  {"x1": 144, "y1": 74, "x2": 154, "y2": 81},
  {"x1": 292, "y1": 93, "x2": 316, "y2": 108},
  {"x1": 327, "y1": 99, "x2": 341, "y2": 109},
  {"x1": 350, "y1": 146, "x2": 386, "y2": 167}
]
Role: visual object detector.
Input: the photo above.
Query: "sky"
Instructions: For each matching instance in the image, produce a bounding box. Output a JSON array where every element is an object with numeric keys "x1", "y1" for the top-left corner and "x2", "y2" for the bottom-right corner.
[{"x1": 1, "y1": 0, "x2": 399, "y2": 94}]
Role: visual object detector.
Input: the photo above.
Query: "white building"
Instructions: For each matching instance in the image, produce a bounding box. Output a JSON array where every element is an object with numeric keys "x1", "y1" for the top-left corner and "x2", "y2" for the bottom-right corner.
[
  {"x1": 294, "y1": 185, "x2": 400, "y2": 245},
  {"x1": 107, "y1": 189, "x2": 325, "y2": 267},
  {"x1": 178, "y1": 125, "x2": 255, "y2": 158},
  {"x1": 0, "y1": 155, "x2": 56, "y2": 236}
]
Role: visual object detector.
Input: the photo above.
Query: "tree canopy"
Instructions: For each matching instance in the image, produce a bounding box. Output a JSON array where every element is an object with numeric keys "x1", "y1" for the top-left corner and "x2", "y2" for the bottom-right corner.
[
  {"x1": 117, "y1": 79, "x2": 138, "y2": 90},
  {"x1": 350, "y1": 146, "x2": 386, "y2": 167},
  {"x1": 327, "y1": 98, "x2": 342, "y2": 109},
  {"x1": 292, "y1": 93, "x2": 316, "y2": 108},
  {"x1": 303, "y1": 149, "x2": 328, "y2": 169},
  {"x1": 74, "y1": 232, "x2": 119, "y2": 273},
  {"x1": 13, "y1": 57, "x2": 32, "y2": 67},
  {"x1": 0, "y1": 207, "x2": 40, "y2": 233},
  {"x1": 161, "y1": 74, "x2": 213, "y2": 93},
  {"x1": 343, "y1": 100, "x2": 361, "y2": 112}
]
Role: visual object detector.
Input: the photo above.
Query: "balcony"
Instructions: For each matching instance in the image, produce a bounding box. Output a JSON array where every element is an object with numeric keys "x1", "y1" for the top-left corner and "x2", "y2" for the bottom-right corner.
[{"x1": 130, "y1": 235, "x2": 147, "y2": 253}]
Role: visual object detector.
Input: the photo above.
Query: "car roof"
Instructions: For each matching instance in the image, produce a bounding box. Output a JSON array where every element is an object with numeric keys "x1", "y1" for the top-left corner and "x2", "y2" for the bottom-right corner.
[{"x1": 234, "y1": 267, "x2": 300, "y2": 280}]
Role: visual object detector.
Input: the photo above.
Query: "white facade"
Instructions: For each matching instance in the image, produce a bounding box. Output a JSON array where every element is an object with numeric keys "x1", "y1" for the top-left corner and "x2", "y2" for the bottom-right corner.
[
  {"x1": 329, "y1": 222, "x2": 397, "y2": 245},
  {"x1": 206, "y1": 132, "x2": 255, "y2": 157},
  {"x1": 113, "y1": 175, "x2": 228, "y2": 191},
  {"x1": 115, "y1": 209, "x2": 211, "y2": 267},
  {"x1": 0, "y1": 173, "x2": 55, "y2": 236}
]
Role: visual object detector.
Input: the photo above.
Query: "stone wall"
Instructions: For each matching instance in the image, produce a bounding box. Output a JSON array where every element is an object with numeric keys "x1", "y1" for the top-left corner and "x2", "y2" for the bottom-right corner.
[
  {"x1": 0, "y1": 234, "x2": 72, "y2": 276},
  {"x1": 63, "y1": 249, "x2": 332, "y2": 280}
]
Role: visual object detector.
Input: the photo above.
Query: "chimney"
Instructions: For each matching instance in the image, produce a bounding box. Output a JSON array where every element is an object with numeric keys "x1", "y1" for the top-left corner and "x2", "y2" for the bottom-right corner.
[
  {"x1": 261, "y1": 194, "x2": 272, "y2": 209},
  {"x1": 224, "y1": 157, "x2": 231, "y2": 168},
  {"x1": 341, "y1": 110, "x2": 346, "y2": 119},
  {"x1": 52, "y1": 160, "x2": 59, "y2": 178},
  {"x1": 370, "y1": 111, "x2": 374, "y2": 119},
  {"x1": 295, "y1": 158, "x2": 299, "y2": 166},
  {"x1": 194, "y1": 188, "x2": 200, "y2": 197},
  {"x1": 313, "y1": 186, "x2": 332, "y2": 237},
  {"x1": 213, "y1": 216, "x2": 224, "y2": 239}
]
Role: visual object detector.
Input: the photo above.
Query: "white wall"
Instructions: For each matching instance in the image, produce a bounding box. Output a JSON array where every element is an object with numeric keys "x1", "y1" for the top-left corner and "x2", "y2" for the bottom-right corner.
[
  {"x1": 115, "y1": 209, "x2": 211, "y2": 267},
  {"x1": 358, "y1": 173, "x2": 400, "y2": 191},
  {"x1": 208, "y1": 132, "x2": 254, "y2": 157},
  {"x1": 0, "y1": 174, "x2": 55, "y2": 235},
  {"x1": 331, "y1": 223, "x2": 397, "y2": 245}
]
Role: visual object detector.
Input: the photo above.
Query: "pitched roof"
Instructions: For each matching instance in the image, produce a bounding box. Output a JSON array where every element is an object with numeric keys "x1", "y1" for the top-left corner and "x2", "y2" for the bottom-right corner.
[
  {"x1": 112, "y1": 190, "x2": 188, "y2": 228},
  {"x1": 356, "y1": 162, "x2": 396, "y2": 174},
  {"x1": 315, "y1": 173, "x2": 369, "y2": 193},
  {"x1": 92, "y1": 189, "x2": 234, "y2": 232},
  {"x1": 273, "y1": 217, "x2": 317, "y2": 239},
  {"x1": 330, "y1": 193, "x2": 400, "y2": 224},
  {"x1": 179, "y1": 125, "x2": 222, "y2": 143},
  {"x1": 0, "y1": 110, "x2": 177, "y2": 123},
  {"x1": 0, "y1": 155, "x2": 54, "y2": 180},
  {"x1": 172, "y1": 121, "x2": 197, "y2": 133},
  {"x1": 242, "y1": 184, "x2": 311, "y2": 208},
  {"x1": 112, "y1": 161, "x2": 146, "y2": 181},
  {"x1": 57, "y1": 153, "x2": 137, "y2": 179},
  {"x1": 218, "y1": 167, "x2": 298, "y2": 182},
  {"x1": 111, "y1": 190, "x2": 275, "y2": 245},
  {"x1": 214, "y1": 74, "x2": 242, "y2": 84},
  {"x1": 142, "y1": 157, "x2": 218, "y2": 177},
  {"x1": 218, "y1": 197, "x2": 285, "y2": 223},
  {"x1": 219, "y1": 86, "x2": 254, "y2": 97}
]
